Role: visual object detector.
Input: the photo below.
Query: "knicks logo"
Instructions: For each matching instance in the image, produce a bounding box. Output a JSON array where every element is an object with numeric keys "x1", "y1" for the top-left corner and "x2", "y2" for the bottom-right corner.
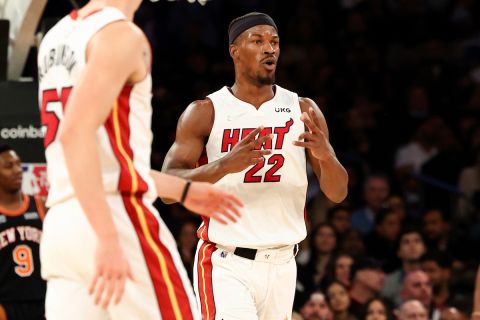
[{"x1": 274, "y1": 107, "x2": 291, "y2": 113}]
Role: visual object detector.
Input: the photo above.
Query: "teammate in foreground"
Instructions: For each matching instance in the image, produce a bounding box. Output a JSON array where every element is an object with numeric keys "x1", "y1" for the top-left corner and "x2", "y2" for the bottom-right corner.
[
  {"x1": 37, "y1": 0, "x2": 242, "y2": 319},
  {"x1": 162, "y1": 12, "x2": 348, "y2": 320}
]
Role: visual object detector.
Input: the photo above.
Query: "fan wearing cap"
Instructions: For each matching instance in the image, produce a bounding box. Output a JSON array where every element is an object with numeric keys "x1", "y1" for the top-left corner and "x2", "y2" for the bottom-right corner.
[{"x1": 162, "y1": 11, "x2": 348, "y2": 320}]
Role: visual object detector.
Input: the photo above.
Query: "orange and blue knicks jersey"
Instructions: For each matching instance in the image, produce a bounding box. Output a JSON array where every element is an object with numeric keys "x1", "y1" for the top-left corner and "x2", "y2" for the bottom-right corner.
[
  {"x1": 199, "y1": 85, "x2": 308, "y2": 249},
  {"x1": 37, "y1": 7, "x2": 156, "y2": 206},
  {"x1": 0, "y1": 194, "x2": 46, "y2": 303}
]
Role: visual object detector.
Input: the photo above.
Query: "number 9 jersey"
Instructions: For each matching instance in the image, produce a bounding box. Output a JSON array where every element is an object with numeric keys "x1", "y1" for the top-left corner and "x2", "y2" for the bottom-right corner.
[
  {"x1": 0, "y1": 194, "x2": 46, "y2": 304},
  {"x1": 37, "y1": 7, "x2": 156, "y2": 207}
]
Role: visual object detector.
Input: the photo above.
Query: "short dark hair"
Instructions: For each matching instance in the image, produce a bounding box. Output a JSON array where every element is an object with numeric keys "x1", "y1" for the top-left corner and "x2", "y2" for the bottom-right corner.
[
  {"x1": 420, "y1": 250, "x2": 453, "y2": 269},
  {"x1": 364, "y1": 172, "x2": 390, "y2": 188},
  {"x1": 365, "y1": 297, "x2": 394, "y2": 320},
  {"x1": 294, "y1": 288, "x2": 325, "y2": 312},
  {"x1": 324, "y1": 280, "x2": 348, "y2": 304},
  {"x1": 374, "y1": 207, "x2": 397, "y2": 226},
  {"x1": 423, "y1": 208, "x2": 450, "y2": 223},
  {"x1": 327, "y1": 205, "x2": 351, "y2": 221},
  {"x1": 0, "y1": 145, "x2": 13, "y2": 155},
  {"x1": 395, "y1": 226, "x2": 425, "y2": 252},
  {"x1": 350, "y1": 256, "x2": 383, "y2": 280}
]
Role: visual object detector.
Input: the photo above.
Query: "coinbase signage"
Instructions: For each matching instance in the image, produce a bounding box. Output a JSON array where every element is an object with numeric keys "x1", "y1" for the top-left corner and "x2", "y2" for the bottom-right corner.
[{"x1": 0, "y1": 81, "x2": 45, "y2": 163}]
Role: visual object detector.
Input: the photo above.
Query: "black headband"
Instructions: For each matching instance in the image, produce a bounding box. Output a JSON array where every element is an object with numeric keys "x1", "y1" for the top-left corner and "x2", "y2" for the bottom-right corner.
[{"x1": 228, "y1": 12, "x2": 277, "y2": 45}]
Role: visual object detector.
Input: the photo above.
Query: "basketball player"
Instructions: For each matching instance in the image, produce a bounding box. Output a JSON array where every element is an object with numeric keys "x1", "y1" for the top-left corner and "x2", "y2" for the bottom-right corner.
[
  {"x1": 37, "y1": 1, "x2": 242, "y2": 319},
  {"x1": 0, "y1": 145, "x2": 46, "y2": 320},
  {"x1": 162, "y1": 12, "x2": 349, "y2": 320}
]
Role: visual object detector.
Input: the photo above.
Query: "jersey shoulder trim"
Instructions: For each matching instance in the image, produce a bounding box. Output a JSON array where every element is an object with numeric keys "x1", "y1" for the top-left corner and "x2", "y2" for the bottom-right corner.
[{"x1": 0, "y1": 194, "x2": 29, "y2": 216}]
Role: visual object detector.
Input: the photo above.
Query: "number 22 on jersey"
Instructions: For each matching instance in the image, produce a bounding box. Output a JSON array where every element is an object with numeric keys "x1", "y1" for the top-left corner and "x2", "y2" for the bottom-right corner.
[{"x1": 40, "y1": 87, "x2": 72, "y2": 148}]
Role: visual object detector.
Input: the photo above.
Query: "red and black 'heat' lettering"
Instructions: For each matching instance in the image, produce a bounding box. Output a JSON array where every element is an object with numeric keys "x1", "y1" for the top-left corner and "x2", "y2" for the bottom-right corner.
[{"x1": 220, "y1": 118, "x2": 293, "y2": 153}]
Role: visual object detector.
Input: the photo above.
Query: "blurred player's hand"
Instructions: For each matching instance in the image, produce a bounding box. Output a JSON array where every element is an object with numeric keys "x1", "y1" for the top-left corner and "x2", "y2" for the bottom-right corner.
[
  {"x1": 220, "y1": 126, "x2": 273, "y2": 173},
  {"x1": 183, "y1": 182, "x2": 243, "y2": 224},
  {"x1": 89, "y1": 235, "x2": 134, "y2": 309},
  {"x1": 293, "y1": 107, "x2": 335, "y2": 161}
]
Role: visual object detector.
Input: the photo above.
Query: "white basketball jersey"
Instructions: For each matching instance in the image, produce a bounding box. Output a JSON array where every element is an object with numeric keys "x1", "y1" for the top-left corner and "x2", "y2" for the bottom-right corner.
[
  {"x1": 198, "y1": 86, "x2": 308, "y2": 249},
  {"x1": 37, "y1": 7, "x2": 156, "y2": 206}
]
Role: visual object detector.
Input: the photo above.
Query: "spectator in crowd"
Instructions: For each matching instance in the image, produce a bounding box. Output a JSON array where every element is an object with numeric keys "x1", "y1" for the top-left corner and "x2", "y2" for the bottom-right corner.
[
  {"x1": 325, "y1": 280, "x2": 358, "y2": 320},
  {"x1": 338, "y1": 229, "x2": 366, "y2": 257},
  {"x1": 382, "y1": 227, "x2": 427, "y2": 306},
  {"x1": 365, "y1": 297, "x2": 394, "y2": 320},
  {"x1": 175, "y1": 219, "x2": 199, "y2": 282},
  {"x1": 348, "y1": 256, "x2": 386, "y2": 319},
  {"x1": 387, "y1": 194, "x2": 407, "y2": 224},
  {"x1": 422, "y1": 209, "x2": 471, "y2": 266},
  {"x1": 351, "y1": 174, "x2": 390, "y2": 235},
  {"x1": 420, "y1": 251, "x2": 455, "y2": 312},
  {"x1": 457, "y1": 146, "x2": 480, "y2": 222},
  {"x1": 365, "y1": 207, "x2": 402, "y2": 273},
  {"x1": 298, "y1": 223, "x2": 338, "y2": 294},
  {"x1": 396, "y1": 300, "x2": 429, "y2": 320},
  {"x1": 299, "y1": 290, "x2": 333, "y2": 320},
  {"x1": 402, "y1": 85, "x2": 431, "y2": 134},
  {"x1": 327, "y1": 205, "x2": 352, "y2": 241},
  {"x1": 394, "y1": 113, "x2": 441, "y2": 177},
  {"x1": 394, "y1": 118, "x2": 443, "y2": 217},
  {"x1": 439, "y1": 307, "x2": 465, "y2": 320},
  {"x1": 399, "y1": 270, "x2": 436, "y2": 318},
  {"x1": 323, "y1": 253, "x2": 355, "y2": 288},
  {"x1": 420, "y1": 124, "x2": 465, "y2": 213}
]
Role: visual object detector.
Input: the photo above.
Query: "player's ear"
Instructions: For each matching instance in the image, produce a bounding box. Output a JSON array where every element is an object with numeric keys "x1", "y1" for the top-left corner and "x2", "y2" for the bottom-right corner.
[{"x1": 229, "y1": 44, "x2": 239, "y2": 60}]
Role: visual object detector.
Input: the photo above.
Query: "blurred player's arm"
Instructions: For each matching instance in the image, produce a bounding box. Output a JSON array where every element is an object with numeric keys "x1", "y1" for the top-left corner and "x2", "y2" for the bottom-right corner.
[
  {"x1": 294, "y1": 98, "x2": 348, "y2": 203},
  {"x1": 150, "y1": 170, "x2": 242, "y2": 224},
  {"x1": 59, "y1": 20, "x2": 147, "y2": 308},
  {"x1": 161, "y1": 99, "x2": 272, "y2": 191}
]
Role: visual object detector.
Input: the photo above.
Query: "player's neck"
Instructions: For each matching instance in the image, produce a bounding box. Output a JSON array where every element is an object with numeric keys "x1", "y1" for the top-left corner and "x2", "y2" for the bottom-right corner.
[
  {"x1": 0, "y1": 190, "x2": 23, "y2": 211},
  {"x1": 230, "y1": 80, "x2": 275, "y2": 109}
]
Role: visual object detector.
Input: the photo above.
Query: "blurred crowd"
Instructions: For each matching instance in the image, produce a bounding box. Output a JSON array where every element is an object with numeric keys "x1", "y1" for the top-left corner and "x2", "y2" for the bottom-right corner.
[{"x1": 38, "y1": 0, "x2": 480, "y2": 319}]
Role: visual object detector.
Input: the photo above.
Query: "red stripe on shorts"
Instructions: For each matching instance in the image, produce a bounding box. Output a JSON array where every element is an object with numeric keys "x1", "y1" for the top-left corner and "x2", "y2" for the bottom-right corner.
[
  {"x1": 105, "y1": 86, "x2": 193, "y2": 319},
  {"x1": 137, "y1": 199, "x2": 195, "y2": 319},
  {"x1": 121, "y1": 196, "x2": 173, "y2": 317},
  {"x1": 197, "y1": 241, "x2": 216, "y2": 320}
]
